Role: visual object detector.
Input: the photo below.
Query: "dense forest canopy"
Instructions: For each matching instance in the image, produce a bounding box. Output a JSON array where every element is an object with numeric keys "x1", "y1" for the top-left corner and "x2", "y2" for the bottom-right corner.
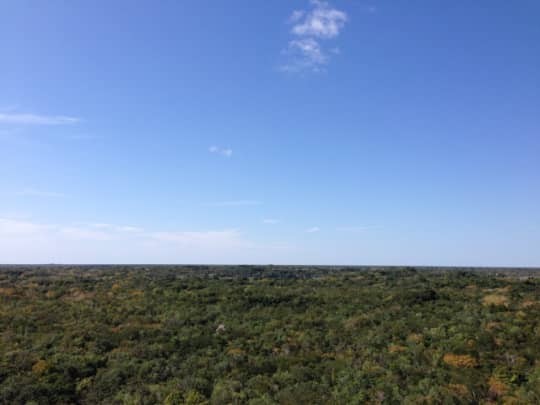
[{"x1": 1, "y1": 266, "x2": 539, "y2": 404}]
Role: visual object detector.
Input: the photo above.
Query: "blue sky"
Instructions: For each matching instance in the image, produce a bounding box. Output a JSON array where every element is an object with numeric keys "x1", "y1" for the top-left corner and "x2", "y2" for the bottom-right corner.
[{"x1": 1, "y1": 0, "x2": 539, "y2": 265}]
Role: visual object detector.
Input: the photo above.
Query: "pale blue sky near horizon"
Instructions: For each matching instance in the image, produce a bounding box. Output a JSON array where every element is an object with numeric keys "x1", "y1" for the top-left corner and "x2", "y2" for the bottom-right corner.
[{"x1": 1, "y1": 0, "x2": 539, "y2": 265}]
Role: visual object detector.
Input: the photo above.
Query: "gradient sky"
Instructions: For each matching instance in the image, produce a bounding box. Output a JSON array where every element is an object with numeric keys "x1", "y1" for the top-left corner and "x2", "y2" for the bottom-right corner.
[{"x1": 1, "y1": 0, "x2": 539, "y2": 265}]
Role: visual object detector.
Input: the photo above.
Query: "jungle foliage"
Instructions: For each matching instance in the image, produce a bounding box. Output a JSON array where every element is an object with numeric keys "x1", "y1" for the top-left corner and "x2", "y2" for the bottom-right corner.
[{"x1": 1, "y1": 265, "x2": 539, "y2": 404}]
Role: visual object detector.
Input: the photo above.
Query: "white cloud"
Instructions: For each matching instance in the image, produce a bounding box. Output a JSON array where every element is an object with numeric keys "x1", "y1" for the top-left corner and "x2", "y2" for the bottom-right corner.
[
  {"x1": 306, "y1": 226, "x2": 320, "y2": 233},
  {"x1": 263, "y1": 218, "x2": 280, "y2": 224},
  {"x1": 0, "y1": 113, "x2": 80, "y2": 125},
  {"x1": 13, "y1": 188, "x2": 67, "y2": 198},
  {"x1": 280, "y1": 0, "x2": 347, "y2": 73},
  {"x1": 209, "y1": 145, "x2": 233, "y2": 157},
  {"x1": 291, "y1": 0, "x2": 347, "y2": 39},
  {"x1": 205, "y1": 200, "x2": 261, "y2": 207}
]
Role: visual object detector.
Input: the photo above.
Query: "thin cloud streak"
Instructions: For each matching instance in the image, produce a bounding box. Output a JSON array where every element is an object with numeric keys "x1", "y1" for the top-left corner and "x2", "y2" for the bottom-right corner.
[
  {"x1": 1, "y1": 217, "x2": 245, "y2": 245},
  {"x1": 0, "y1": 113, "x2": 80, "y2": 125}
]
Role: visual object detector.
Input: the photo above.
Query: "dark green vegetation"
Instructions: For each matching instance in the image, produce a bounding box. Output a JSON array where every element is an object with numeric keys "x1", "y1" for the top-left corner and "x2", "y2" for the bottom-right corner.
[{"x1": 1, "y1": 266, "x2": 540, "y2": 404}]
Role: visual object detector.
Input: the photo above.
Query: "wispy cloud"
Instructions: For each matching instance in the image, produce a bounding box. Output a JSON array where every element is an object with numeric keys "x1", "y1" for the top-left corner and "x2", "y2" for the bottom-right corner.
[
  {"x1": 263, "y1": 218, "x2": 280, "y2": 224},
  {"x1": 0, "y1": 218, "x2": 108, "y2": 241},
  {"x1": 89, "y1": 223, "x2": 143, "y2": 233},
  {"x1": 280, "y1": 0, "x2": 348, "y2": 73},
  {"x1": 117, "y1": 226, "x2": 143, "y2": 233},
  {"x1": 291, "y1": 0, "x2": 347, "y2": 39},
  {"x1": 0, "y1": 217, "x2": 259, "y2": 263},
  {"x1": 0, "y1": 113, "x2": 80, "y2": 125},
  {"x1": 205, "y1": 200, "x2": 261, "y2": 207},
  {"x1": 0, "y1": 218, "x2": 241, "y2": 245},
  {"x1": 306, "y1": 226, "x2": 320, "y2": 233},
  {"x1": 289, "y1": 10, "x2": 305, "y2": 23},
  {"x1": 13, "y1": 188, "x2": 67, "y2": 198},
  {"x1": 282, "y1": 38, "x2": 327, "y2": 72},
  {"x1": 209, "y1": 145, "x2": 233, "y2": 157}
]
